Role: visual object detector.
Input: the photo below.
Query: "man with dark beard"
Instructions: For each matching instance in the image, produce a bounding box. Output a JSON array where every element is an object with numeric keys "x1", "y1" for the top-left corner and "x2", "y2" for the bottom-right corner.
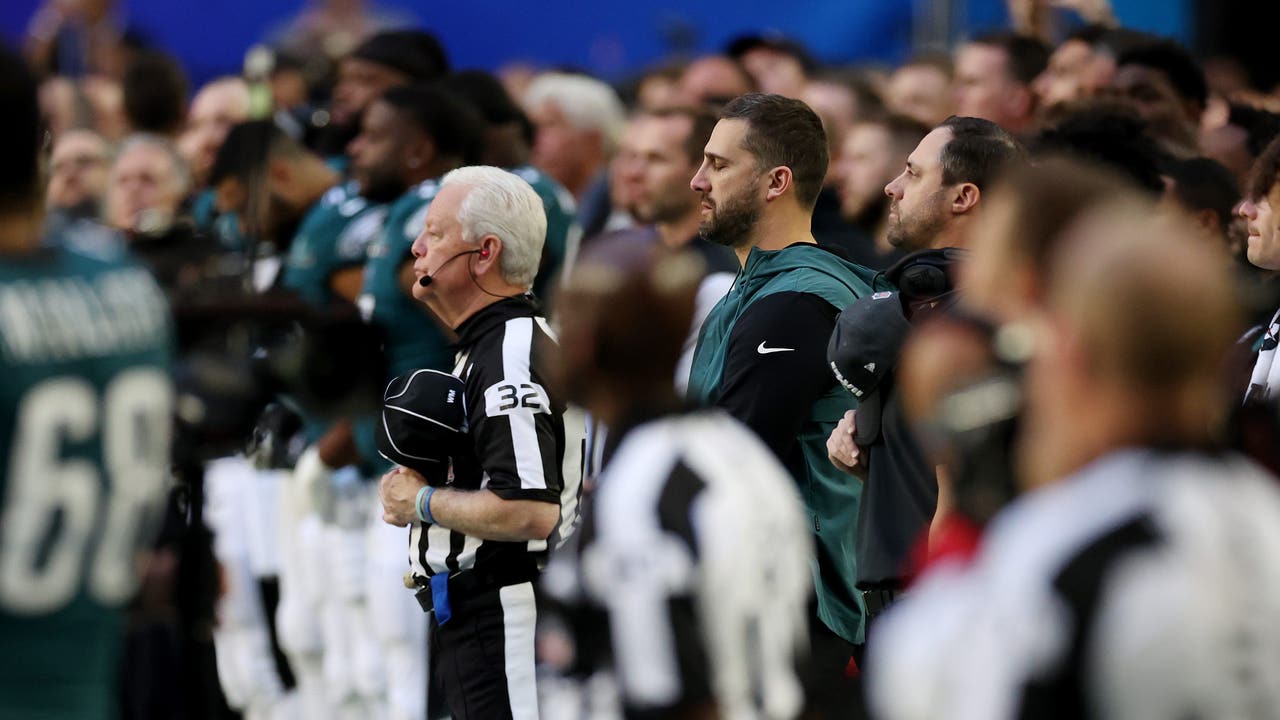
[
  {"x1": 826, "y1": 116, "x2": 1023, "y2": 642},
  {"x1": 686, "y1": 93, "x2": 881, "y2": 717},
  {"x1": 832, "y1": 114, "x2": 929, "y2": 268},
  {"x1": 882, "y1": 116, "x2": 1023, "y2": 253}
]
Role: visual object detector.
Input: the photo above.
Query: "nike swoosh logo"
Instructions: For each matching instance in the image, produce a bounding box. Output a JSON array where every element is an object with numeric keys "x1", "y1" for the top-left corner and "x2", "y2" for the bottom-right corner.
[{"x1": 757, "y1": 342, "x2": 796, "y2": 354}]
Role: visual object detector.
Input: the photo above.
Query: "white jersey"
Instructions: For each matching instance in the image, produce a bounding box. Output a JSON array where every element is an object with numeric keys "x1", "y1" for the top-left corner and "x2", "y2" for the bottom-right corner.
[{"x1": 868, "y1": 449, "x2": 1280, "y2": 720}]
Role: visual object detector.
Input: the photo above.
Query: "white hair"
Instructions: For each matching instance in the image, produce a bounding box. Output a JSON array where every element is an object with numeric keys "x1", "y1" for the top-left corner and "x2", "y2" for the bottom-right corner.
[
  {"x1": 442, "y1": 166, "x2": 547, "y2": 289},
  {"x1": 524, "y1": 73, "x2": 627, "y2": 154}
]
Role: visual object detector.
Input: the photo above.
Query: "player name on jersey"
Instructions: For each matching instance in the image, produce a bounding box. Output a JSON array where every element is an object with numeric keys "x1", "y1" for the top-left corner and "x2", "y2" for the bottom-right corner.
[{"x1": 0, "y1": 267, "x2": 169, "y2": 364}]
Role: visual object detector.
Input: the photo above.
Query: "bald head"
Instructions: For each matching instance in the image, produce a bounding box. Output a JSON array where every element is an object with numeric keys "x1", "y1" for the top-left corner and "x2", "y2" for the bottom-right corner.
[{"x1": 180, "y1": 77, "x2": 251, "y2": 186}]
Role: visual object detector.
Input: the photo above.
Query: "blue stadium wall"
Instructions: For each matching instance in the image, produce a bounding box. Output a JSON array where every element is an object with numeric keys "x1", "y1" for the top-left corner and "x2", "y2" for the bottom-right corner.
[{"x1": 1, "y1": 0, "x2": 1190, "y2": 89}]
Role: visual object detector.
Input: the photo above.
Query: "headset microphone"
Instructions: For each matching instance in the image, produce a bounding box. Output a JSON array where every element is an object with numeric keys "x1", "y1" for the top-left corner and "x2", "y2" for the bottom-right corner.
[{"x1": 417, "y1": 249, "x2": 483, "y2": 288}]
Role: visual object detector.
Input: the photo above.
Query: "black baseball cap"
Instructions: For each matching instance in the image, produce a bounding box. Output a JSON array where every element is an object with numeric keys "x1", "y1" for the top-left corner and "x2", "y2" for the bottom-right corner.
[
  {"x1": 376, "y1": 369, "x2": 470, "y2": 479},
  {"x1": 828, "y1": 291, "x2": 912, "y2": 445}
]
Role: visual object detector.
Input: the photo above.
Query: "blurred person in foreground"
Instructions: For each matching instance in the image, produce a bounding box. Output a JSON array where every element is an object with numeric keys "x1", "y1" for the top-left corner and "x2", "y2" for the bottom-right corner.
[
  {"x1": 379, "y1": 166, "x2": 584, "y2": 720},
  {"x1": 540, "y1": 237, "x2": 813, "y2": 719},
  {"x1": 686, "y1": 93, "x2": 881, "y2": 716},
  {"x1": 870, "y1": 193, "x2": 1280, "y2": 720},
  {"x1": 877, "y1": 159, "x2": 1157, "y2": 586},
  {"x1": 0, "y1": 44, "x2": 175, "y2": 720},
  {"x1": 45, "y1": 128, "x2": 111, "y2": 229}
]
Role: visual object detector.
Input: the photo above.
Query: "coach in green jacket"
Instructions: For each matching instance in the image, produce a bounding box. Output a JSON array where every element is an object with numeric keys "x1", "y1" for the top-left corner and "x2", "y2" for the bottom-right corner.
[{"x1": 686, "y1": 93, "x2": 883, "y2": 699}]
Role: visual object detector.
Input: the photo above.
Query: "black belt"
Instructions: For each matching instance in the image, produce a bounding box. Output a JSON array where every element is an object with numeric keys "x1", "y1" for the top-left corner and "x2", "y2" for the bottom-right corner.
[
  {"x1": 413, "y1": 559, "x2": 540, "y2": 616},
  {"x1": 861, "y1": 587, "x2": 903, "y2": 616}
]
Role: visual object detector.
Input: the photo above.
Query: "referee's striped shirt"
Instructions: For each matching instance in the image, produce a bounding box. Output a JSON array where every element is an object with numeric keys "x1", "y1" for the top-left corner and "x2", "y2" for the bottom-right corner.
[
  {"x1": 409, "y1": 295, "x2": 585, "y2": 579},
  {"x1": 868, "y1": 449, "x2": 1280, "y2": 720},
  {"x1": 542, "y1": 410, "x2": 813, "y2": 719}
]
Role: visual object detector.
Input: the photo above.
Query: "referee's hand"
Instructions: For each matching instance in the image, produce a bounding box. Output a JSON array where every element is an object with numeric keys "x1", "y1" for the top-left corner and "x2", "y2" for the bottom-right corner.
[
  {"x1": 828, "y1": 410, "x2": 867, "y2": 480},
  {"x1": 380, "y1": 466, "x2": 428, "y2": 526}
]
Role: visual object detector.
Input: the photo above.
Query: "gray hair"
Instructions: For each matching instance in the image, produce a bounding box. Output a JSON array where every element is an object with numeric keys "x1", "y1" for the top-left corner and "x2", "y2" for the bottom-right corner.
[
  {"x1": 113, "y1": 133, "x2": 192, "y2": 198},
  {"x1": 524, "y1": 73, "x2": 627, "y2": 154},
  {"x1": 442, "y1": 166, "x2": 547, "y2": 289}
]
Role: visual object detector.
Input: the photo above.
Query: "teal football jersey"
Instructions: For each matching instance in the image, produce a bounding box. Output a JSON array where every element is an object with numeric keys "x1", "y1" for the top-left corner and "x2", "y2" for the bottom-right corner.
[
  {"x1": 354, "y1": 180, "x2": 454, "y2": 471},
  {"x1": 0, "y1": 229, "x2": 174, "y2": 720},
  {"x1": 282, "y1": 181, "x2": 388, "y2": 308},
  {"x1": 358, "y1": 179, "x2": 453, "y2": 377}
]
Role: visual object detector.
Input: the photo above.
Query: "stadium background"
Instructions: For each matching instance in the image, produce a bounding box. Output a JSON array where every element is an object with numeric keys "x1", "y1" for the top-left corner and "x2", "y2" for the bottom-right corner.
[{"x1": 1, "y1": 0, "x2": 1192, "y2": 87}]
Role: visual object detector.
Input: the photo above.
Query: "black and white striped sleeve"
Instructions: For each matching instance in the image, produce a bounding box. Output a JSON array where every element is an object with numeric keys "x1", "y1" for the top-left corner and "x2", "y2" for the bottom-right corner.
[{"x1": 468, "y1": 317, "x2": 563, "y2": 504}]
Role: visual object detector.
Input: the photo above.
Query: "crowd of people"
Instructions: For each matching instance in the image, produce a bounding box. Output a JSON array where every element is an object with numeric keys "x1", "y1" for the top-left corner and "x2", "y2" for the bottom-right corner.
[{"x1": 2, "y1": 0, "x2": 1280, "y2": 719}]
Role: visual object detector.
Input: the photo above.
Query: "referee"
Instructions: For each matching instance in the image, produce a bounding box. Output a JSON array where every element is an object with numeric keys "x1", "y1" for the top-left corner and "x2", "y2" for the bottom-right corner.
[
  {"x1": 869, "y1": 199, "x2": 1280, "y2": 720},
  {"x1": 542, "y1": 237, "x2": 813, "y2": 720},
  {"x1": 380, "y1": 166, "x2": 584, "y2": 720}
]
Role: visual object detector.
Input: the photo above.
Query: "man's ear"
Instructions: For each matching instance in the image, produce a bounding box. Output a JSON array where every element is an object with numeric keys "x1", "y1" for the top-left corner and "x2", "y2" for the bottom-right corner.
[
  {"x1": 952, "y1": 183, "x2": 981, "y2": 215},
  {"x1": 764, "y1": 166, "x2": 794, "y2": 202},
  {"x1": 475, "y1": 235, "x2": 502, "y2": 275}
]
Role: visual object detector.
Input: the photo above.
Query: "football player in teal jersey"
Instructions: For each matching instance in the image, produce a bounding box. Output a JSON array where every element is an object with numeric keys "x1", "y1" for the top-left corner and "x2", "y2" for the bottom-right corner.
[
  {"x1": 444, "y1": 71, "x2": 581, "y2": 303},
  {"x1": 211, "y1": 119, "x2": 392, "y2": 716},
  {"x1": 348, "y1": 83, "x2": 483, "y2": 719},
  {"x1": 358, "y1": 85, "x2": 482, "y2": 382},
  {"x1": 0, "y1": 45, "x2": 176, "y2": 719}
]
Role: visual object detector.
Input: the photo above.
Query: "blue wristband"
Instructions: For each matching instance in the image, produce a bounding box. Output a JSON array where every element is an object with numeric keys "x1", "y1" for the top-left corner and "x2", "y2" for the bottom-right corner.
[{"x1": 416, "y1": 485, "x2": 437, "y2": 525}]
